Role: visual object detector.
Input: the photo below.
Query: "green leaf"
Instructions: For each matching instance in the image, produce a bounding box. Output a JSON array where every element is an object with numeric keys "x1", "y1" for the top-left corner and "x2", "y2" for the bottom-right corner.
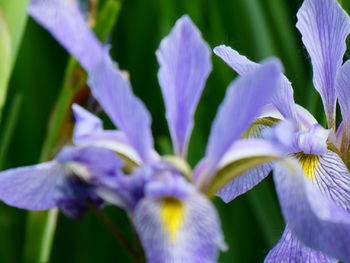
[
  {"x1": 0, "y1": 0, "x2": 28, "y2": 124},
  {"x1": 0, "y1": 10, "x2": 11, "y2": 120}
]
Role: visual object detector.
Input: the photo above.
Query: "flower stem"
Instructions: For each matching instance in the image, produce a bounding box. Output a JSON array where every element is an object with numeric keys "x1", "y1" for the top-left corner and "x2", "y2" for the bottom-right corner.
[{"x1": 87, "y1": 202, "x2": 145, "y2": 263}]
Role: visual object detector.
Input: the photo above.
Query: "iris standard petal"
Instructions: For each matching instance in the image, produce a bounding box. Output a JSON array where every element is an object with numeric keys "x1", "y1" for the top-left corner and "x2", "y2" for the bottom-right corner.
[
  {"x1": 213, "y1": 45, "x2": 298, "y2": 121},
  {"x1": 88, "y1": 54, "x2": 155, "y2": 163},
  {"x1": 28, "y1": 0, "x2": 104, "y2": 73},
  {"x1": 156, "y1": 15, "x2": 212, "y2": 157},
  {"x1": 296, "y1": 0, "x2": 350, "y2": 129},
  {"x1": 72, "y1": 104, "x2": 143, "y2": 164},
  {"x1": 0, "y1": 161, "x2": 63, "y2": 210},
  {"x1": 336, "y1": 60, "x2": 350, "y2": 151},
  {"x1": 204, "y1": 58, "x2": 282, "y2": 177},
  {"x1": 133, "y1": 180, "x2": 226, "y2": 263},
  {"x1": 273, "y1": 159, "x2": 350, "y2": 262},
  {"x1": 264, "y1": 226, "x2": 337, "y2": 263}
]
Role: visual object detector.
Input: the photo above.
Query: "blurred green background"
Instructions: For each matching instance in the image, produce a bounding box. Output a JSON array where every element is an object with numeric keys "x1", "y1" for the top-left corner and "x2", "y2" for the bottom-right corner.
[{"x1": 0, "y1": 0, "x2": 349, "y2": 262}]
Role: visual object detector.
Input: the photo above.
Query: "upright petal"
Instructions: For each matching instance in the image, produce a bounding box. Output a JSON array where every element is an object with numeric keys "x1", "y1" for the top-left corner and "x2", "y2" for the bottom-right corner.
[
  {"x1": 88, "y1": 55, "x2": 155, "y2": 163},
  {"x1": 156, "y1": 15, "x2": 212, "y2": 157},
  {"x1": 336, "y1": 60, "x2": 350, "y2": 152},
  {"x1": 0, "y1": 161, "x2": 63, "y2": 210},
  {"x1": 264, "y1": 226, "x2": 337, "y2": 263},
  {"x1": 273, "y1": 159, "x2": 350, "y2": 262},
  {"x1": 133, "y1": 178, "x2": 226, "y2": 263},
  {"x1": 213, "y1": 45, "x2": 298, "y2": 122},
  {"x1": 203, "y1": 58, "x2": 282, "y2": 177},
  {"x1": 296, "y1": 0, "x2": 350, "y2": 129},
  {"x1": 28, "y1": 0, "x2": 104, "y2": 72}
]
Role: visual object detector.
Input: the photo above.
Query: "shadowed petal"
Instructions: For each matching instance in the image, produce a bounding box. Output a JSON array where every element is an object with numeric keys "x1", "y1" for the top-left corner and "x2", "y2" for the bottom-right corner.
[
  {"x1": 133, "y1": 178, "x2": 226, "y2": 263},
  {"x1": 29, "y1": 0, "x2": 104, "y2": 72},
  {"x1": 296, "y1": 0, "x2": 350, "y2": 128},
  {"x1": 0, "y1": 161, "x2": 63, "y2": 210},
  {"x1": 264, "y1": 226, "x2": 337, "y2": 263},
  {"x1": 203, "y1": 58, "x2": 282, "y2": 176},
  {"x1": 273, "y1": 159, "x2": 350, "y2": 262},
  {"x1": 213, "y1": 45, "x2": 298, "y2": 122},
  {"x1": 336, "y1": 60, "x2": 350, "y2": 151},
  {"x1": 156, "y1": 15, "x2": 212, "y2": 157},
  {"x1": 88, "y1": 55, "x2": 155, "y2": 163}
]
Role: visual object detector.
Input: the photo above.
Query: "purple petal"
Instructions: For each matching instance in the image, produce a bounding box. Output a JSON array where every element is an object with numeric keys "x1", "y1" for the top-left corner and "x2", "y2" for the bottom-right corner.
[
  {"x1": 217, "y1": 124, "x2": 274, "y2": 202},
  {"x1": 296, "y1": 0, "x2": 350, "y2": 128},
  {"x1": 0, "y1": 161, "x2": 63, "y2": 210},
  {"x1": 133, "y1": 180, "x2": 226, "y2": 263},
  {"x1": 156, "y1": 15, "x2": 212, "y2": 157},
  {"x1": 28, "y1": 0, "x2": 104, "y2": 72},
  {"x1": 213, "y1": 45, "x2": 298, "y2": 122},
  {"x1": 88, "y1": 55, "x2": 155, "y2": 163},
  {"x1": 336, "y1": 60, "x2": 350, "y2": 151},
  {"x1": 204, "y1": 58, "x2": 282, "y2": 176},
  {"x1": 72, "y1": 104, "x2": 144, "y2": 164},
  {"x1": 273, "y1": 159, "x2": 350, "y2": 262},
  {"x1": 264, "y1": 226, "x2": 337, "y2": 263}
]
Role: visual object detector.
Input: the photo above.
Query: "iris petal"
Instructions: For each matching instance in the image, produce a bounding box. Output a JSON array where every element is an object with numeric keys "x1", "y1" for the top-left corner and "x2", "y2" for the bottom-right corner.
[
  {"x1": 264, "y1": 226, "x2": 337, "y2": 263},
  {"x1": 156, "y1": 15, "x2": 212, "y2": 157},
  {"x1": 296, "y1": 0, "x2": 350, "y2": 128}
]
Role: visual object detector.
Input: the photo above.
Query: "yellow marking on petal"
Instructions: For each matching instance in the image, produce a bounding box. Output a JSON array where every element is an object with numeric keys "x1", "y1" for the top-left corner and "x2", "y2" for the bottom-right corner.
[
  {"x1": 294, "y1": 152, "x2": 319, "y2": 180},
  {"x1": 160, "y1": 197, "x2": 184, "y2": 241}
]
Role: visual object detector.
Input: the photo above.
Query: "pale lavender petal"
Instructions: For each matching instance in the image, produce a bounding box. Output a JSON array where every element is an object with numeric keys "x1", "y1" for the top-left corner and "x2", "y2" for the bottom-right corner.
[
  {"x1": 296, "y1": 124, "x2": 330, "y2": 155},
  {"x1": 296, "y1": 0, "x2": 350, "y2": 128},
  {"x1": 295, "y1": 104, "x2": 318, "y2": 129},
  {"x1": 72, "y1": 104, "x2": 143, "y2": 164},
  {"x1": 29, "y1": 0, "x2": 104, "y2": 72},
  {"x1": 336, "y1": 60, "x2": 350, "y2": 150},
  {"x1": 133, "y1": 179, "x2": 226, "y2": 263},
  {"x1": 156, "y1": 15, "x2": 212, "y2": 157},
  {"x1": 273, "y1": 159, "x2": 350, "y2": 262},
  {"x1": 88, "y1": 55, "x2": 155, "y2": 163},
  {"x1": 0, "y1": 161, "x2": 63, "y2": 210},
  {"x1": 264, "y1": 226, "x2": 337, "y2": 263},
  {"x1": 217, "y1": 120, "x2": 281, "y2": 203},
  {"x1": 204, "y1": 58, "x2": 282, "y2": 175},
  {"x1": 213, "y1": 45, "x2": 298, "y2": 121}
]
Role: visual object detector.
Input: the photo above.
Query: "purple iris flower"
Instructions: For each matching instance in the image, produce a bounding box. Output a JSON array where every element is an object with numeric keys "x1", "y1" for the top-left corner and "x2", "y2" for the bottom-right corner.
[
  {"x1": 0, "y1": 0, "x2": 286, "y2": 262},
  {"x1": 214, "y1": 0, "x2": 350, "y2": 261}
]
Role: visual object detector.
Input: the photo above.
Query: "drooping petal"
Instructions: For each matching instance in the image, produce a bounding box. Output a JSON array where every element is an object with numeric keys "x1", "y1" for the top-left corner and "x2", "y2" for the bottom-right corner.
[
  {"x1": 294, "y1": 150, "x2": 350, "y2": 210},
  {"x1": 133, "y1": 177, "x2": 226, "y2": 263},
  {"x1": 264, "y1": 226, "x2": 337, "y2": 263},
  {"x1": 28, "y1": 0, "x2": 104, "y2": 73},
  {"x1": 88, "y1": 54, "x2": 155, "y2": 163},
  {"x1": 336, "y1": 60, "x2": 350, "y2": 152},
  {"x1": 213, "y1": 45, "x2": 298, "y2": 122},
  {"x1": 203, "y1": 58, "x2": 282, "y2": 177},
  {"x1": 296, "y1": 0, "x2": 350, "y2": 128},
  {"x1": 0, "y1": 161, "x2": 63, "y2": 210},
  {"x1": 273, "y1": 159, "x2": 350, "y2": 262},
  {"x1": 156, "y1": 15, "x2": 212, "y2": 157},
  {"x1": 72, "y1": 104, "x2": 143, "y2": 164}
]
